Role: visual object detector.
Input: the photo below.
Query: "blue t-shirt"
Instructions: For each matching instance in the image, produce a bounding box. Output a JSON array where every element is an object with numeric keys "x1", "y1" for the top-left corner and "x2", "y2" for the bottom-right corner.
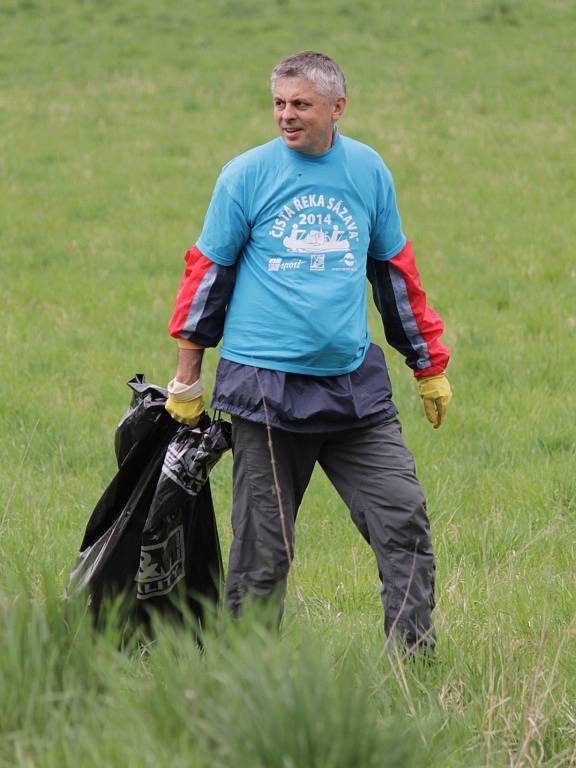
[{"x1": 197, "y1": 134, "x2": 406, "y2": 376}]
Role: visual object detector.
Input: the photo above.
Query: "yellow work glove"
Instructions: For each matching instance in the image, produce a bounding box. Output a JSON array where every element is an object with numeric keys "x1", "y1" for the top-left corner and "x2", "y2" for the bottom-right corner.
[
  {"x1": 165, "y1": 378, "x2": 205, "y2": 427},
  {"x1": 417, "y1": 373, "x2": 452, "y2": 429}
]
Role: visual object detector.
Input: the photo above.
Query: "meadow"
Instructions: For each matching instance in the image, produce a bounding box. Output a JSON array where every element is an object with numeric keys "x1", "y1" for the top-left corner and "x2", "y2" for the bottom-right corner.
[{"x1": 1, "y1": 0, "x2": 575, "y2": 765}]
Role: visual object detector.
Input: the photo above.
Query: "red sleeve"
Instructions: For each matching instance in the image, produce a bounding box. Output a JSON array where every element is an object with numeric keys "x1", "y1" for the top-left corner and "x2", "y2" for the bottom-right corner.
[
  {"x1": 367, "y1": 240, "x2": 450, "y2": 378},
  {"x1": 168, "y1": 245, "x2": 236, "y2": 347}
]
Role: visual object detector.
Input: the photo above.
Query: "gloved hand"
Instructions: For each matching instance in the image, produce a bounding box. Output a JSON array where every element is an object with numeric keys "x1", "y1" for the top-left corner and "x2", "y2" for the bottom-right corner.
[
  {"x1": 165, "y1": 378, "x2": 205, "y2": 426},
  {"x1": 418, "y1": 373, "x2": 452, "y2": 429}
]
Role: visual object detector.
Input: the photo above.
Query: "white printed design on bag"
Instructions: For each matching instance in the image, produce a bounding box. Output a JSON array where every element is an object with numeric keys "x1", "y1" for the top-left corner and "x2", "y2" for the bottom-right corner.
[
  {"x1": 162, "y1": 440, "x2": 207, "y2": 496},
  {"x1": 136, "y1": 525, "x2": 185, "y2": 599}
]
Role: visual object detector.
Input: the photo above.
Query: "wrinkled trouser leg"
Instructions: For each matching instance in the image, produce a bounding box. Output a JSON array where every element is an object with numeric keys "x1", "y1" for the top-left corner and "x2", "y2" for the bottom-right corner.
[
  {"x1": 318, "y1": 418, "x2": 436, "y2": 652},
  {"x1": 225, "y1": 417, "x2": 319, "y2": 620}
]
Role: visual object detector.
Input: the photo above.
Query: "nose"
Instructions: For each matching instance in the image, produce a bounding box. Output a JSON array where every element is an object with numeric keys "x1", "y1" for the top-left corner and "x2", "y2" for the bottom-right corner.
[{"x1": 283, "y1": 102, "x2": 297, "y2": 121}]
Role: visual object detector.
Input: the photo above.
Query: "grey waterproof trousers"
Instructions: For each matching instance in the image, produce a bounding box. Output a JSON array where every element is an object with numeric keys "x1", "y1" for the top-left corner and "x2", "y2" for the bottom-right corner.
[{"x1": 225, "y1": 415, "x2": 436, "y2": 650}]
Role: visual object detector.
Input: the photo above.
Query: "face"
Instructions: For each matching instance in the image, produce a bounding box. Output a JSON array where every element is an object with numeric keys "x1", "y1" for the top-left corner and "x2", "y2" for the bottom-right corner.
[{"x1": 273, "y1": 76, "x2": 346, "y2": 155}]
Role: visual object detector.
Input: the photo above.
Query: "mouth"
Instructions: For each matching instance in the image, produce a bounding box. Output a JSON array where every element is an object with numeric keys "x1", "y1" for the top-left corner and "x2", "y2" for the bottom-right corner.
[{"x1": 282, "y1": 127, "x2": 303, "y2": 138}]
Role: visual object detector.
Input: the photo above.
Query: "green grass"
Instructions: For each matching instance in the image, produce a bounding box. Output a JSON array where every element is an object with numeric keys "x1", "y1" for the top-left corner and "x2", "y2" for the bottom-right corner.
[{"x1": 1, "y1": 0, "x2": 576, "y2": 765}]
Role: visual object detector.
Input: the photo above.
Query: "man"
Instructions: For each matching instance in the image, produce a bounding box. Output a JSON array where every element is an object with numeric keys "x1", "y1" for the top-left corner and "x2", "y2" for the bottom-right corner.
[{"x1": 165, "y1": 51, "x2": 452, "y2": 654}]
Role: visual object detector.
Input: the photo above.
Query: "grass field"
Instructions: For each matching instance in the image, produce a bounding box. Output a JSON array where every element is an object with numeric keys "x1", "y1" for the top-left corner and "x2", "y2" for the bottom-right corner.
[{"x1": 1, "y1": 0, "x2": 575, "y2": 765}]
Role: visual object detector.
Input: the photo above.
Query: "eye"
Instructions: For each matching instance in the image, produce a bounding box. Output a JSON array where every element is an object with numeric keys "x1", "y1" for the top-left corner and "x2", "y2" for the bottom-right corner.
[{"x1": 274, "y1": 99, "x2": 285, "y2": 108}]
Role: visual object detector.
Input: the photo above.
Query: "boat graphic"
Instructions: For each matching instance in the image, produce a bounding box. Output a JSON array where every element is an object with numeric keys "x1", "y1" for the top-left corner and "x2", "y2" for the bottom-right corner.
[{"x1": 283, "y1": 224, "x2": 350, "y2": 254}]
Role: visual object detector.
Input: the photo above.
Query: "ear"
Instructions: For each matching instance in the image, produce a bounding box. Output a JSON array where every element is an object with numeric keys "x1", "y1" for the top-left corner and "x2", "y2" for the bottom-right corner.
[{"x1": 332, "y1": 96, "x2": 347, "y2": 122}]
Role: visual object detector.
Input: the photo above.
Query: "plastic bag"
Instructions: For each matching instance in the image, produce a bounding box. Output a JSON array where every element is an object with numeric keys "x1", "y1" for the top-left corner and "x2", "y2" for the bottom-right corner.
[{"x1": 67, "y1": 374, "x2": 231, "y2": 630}]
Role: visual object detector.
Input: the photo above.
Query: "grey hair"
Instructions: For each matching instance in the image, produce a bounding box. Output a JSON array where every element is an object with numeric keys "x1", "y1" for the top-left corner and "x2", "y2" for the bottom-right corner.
[{"x1": 271, "y1": 51, "x2": 347, "y2": 101}]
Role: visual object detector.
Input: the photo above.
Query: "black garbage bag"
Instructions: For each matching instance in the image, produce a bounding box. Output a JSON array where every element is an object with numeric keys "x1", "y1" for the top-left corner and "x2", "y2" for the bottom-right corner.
[{"x1": 66, "y1": 374, "x2": 231, "y2": 631}]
